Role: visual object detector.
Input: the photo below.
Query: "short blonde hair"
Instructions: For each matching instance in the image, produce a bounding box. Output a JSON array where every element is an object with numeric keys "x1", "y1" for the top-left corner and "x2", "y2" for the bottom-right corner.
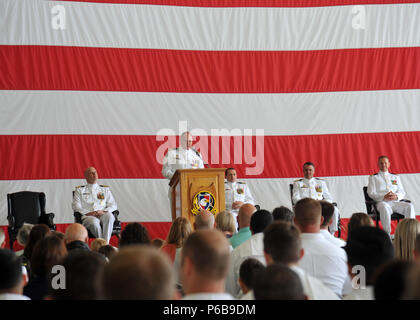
[
  {"x1": 166, "y1": 217, "x2": 192, "y2": 248},
  {"x1": 215, "y1": 211, "x2": 236, "y2": 235},
  {"x1": 394, "y1": 219, "x2": 420, "y2": 261},
  {"x1": 91, "y1": 238, "x2": 108, "y2": 252}
]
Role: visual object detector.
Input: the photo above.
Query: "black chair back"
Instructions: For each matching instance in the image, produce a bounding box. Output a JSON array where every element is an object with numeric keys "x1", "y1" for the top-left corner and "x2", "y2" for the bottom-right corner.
[{"x1": 7, "y1": 192, "x2": 45, "y2": 228}]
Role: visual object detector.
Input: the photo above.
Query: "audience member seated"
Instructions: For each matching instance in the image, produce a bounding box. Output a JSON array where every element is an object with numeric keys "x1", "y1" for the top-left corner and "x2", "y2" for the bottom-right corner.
[
  {"x1": 98, "y1": 245, "x2": 118, "y2": 260},
  {"x1": 226, "y1": 209, "x2": 273, "y2": 298},
  {"x1": 161, "y1": 217, "x2": 192, "y2": 263},
  {"x1": 394, "y1": 218, "x2": 420, "y2": 261},
  {"x1": 343, "y1": 226, "x2": 394, "y2": 300},
  {"x1": 15, "y1": 223, "x2": 34, "y2": 256},
  {"x1": 49, "y1": 250, "x2": 107, "y2": 300},
  {"x1": 99, "y1": 245, "x2": 175, "y2": 299},
  {"x1": 264, "y1": 221, "x2": 339, "y2": 300},
  {"x1": 238, "y1": 258, "x2": 265, "y2": 300},
  {"x1": 151, "y1": 238, "x2": 164, "y2": 249},
  {"x1": 253, "y1": 264, "x2": 306, "y2": 300},
  {"x1": 373, "y1": 260, "x2": 411, "y2": 300},
  {"x1": 180, "y1": 229, "x2": 233, "y2": 300},
  {"x1": 21, "y1": 224, "x2": 51, "y2": 275},
  {"x1": 64, "y1": 223, "x2": 90, "y2": 252},
  {"x1": 119, "y1": 223, "x2": 151, "y2": 247},
  {"x1": 294, "y1": 198, "x2": 351, "y2": 297},
  {"x1": 0, "y1": 249, "x2": 30, "y2": 300},
  {"x1": 194, "y1": 210, "x2": 215, "y2": 230},
  {"x1": 414, "y1": 234, "x2": 420, "y2": 260},
  {"x1": 229, "y1": 204, "x2": 256, "y2": 249},
  {"x1": 24, "y1": 235, "x2": 67, "y2": 300},
  {"x1": 319, "y1": 201, "x2": 346, "y2": 247},
  {"x1": 402, "y1": 261, "x2": 420, "y2": 299},
  {"x1": 347, "y1": 212, "x2": 374, "y2": 240},
  {"x1": 272, "y1": 206, "x2": 294, "y2": 223},
  {"x1": 215, "y1": 211, "x2": 236, "y2": 239},
  {"x1": 90, "y1": 238, "x2": 107, "y2": 252}
]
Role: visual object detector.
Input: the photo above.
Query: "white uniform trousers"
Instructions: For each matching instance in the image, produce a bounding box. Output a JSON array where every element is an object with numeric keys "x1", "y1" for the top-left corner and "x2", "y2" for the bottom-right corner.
[
  {"x1": 375, "y1": 201, "x2": 415, "y2": 234},
  {"x1": 81, "y1": 211, "x2": 115, "y2": 243},
  {"x1": 329, "y1": 207, "x2": 339, "y2": 234}
]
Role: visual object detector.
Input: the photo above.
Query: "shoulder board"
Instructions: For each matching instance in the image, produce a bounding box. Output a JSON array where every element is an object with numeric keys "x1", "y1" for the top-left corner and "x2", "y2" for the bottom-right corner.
[
  {"x1": 389, "y1": 172, "x2": 397, "y2": 176},
  {"x1": 100, "y1": 185, "x2": 109, "y2": 188},
  {"x1": 75, "y1": 185, "x2": 85, "y2": 188},
  {"x1": 237, "y1": 182, "x2": 246, "y2": 184},
  {"x1": 370, "y1": 173, "x2": 378, "y2": 176},
  {"x1": 315, "y1": 178, "x2": 324, "y2": 181},
  {"x1": 191, "y1": 148, "x2": 201, "y2": 157},
  {"x1": 294, "y1": 179, "x2": 303, "y2": 182}
]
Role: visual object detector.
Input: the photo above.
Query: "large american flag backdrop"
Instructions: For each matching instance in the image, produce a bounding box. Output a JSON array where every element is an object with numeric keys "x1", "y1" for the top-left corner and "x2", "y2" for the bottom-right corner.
[{"x1": 1, "y1": 0, "x2": 420, "y2": 239}]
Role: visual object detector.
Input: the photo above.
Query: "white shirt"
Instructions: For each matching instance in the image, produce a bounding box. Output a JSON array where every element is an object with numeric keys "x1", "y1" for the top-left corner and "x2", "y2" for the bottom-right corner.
[
  {"x1": 72, "y1": 183, "x2": 117, "y2": 215},
  {"x1": 290, "y1": 265, "x2": 340, "y2": 300},
  {"x1": 225, "y1": 233, "x2": 266, "y2": 298},
  {"x1": 161, "y1": 147, "x2": 204, "y2": 180},
  {"x1": 224, "y1": 181, "x2": 255, "y2": 215},
  {"x1": 292, "y1": 178, "x2": 335, "y2": 205},
  {"x1": 367, "y1": 171, "x2": 406, "y2": 202},
  {"x1": 298, "y1": 233, "x2": 351, "y2": 297},
  {"x1": 320, "y1": 229, "x2": 346, "y2": 248},
  {"x1": 0, "y1": 293, "x2": 30, "y2": 300},
  {"x1": 183, "y1": 293, "x2": 235, "y2": 300}
]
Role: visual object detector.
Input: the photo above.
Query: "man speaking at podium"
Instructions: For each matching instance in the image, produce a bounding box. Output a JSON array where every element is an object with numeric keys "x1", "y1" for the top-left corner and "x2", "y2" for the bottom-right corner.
[{"x1": 162, "y1": 131, "x2": 205, "y2": 180}]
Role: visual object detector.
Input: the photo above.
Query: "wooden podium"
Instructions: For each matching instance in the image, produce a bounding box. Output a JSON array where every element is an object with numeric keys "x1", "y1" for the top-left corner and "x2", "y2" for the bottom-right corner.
[{"x1": 169, "y1": 168, "x2": 226, "y2": 227}]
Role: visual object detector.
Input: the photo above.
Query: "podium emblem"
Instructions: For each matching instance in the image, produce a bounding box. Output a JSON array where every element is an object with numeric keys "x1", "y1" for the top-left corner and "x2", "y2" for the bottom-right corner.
[{"x1": 192, "y1": 191, "x2": 217, "y2": 215}]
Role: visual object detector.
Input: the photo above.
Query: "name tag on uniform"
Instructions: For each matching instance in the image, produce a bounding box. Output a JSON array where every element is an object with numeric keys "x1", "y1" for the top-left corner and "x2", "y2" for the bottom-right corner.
[{"x1": 301, "y1": 185, "x2": 308, "y2": 188}]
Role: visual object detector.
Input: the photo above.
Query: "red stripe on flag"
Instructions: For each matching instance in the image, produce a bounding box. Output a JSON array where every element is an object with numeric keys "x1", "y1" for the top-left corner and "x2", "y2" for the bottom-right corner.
[
  {"x1": 55, "y1": 0, "x2": 420, "y2": 7},
  {"x1": 1, "y1": 132, "x2": 420, "y2": 180},
  {"x1": 1, "y1": 46, "x2": 420, "y2": 93}
]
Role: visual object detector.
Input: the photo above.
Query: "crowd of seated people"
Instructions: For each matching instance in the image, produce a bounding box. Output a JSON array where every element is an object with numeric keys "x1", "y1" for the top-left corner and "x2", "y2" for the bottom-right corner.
[{"x1": 1, "y1": 199, "x2": 420, "y2": 301}]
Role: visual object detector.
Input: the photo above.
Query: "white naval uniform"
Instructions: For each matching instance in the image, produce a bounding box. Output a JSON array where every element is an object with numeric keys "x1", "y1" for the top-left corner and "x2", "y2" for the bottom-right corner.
[
  {"x1": 224, "y1": 180, "x2": 255, "y2": 230},
  {"x1": 72, "y1": 183, "x2": 117, "y2": 242},
  {"x1": 367, "y1": 171, "x2": 415, "y2": 234},
  {"x1": 292, "y1": 177, "x2": 339, "y2": 234},
  {"x1": 161, "y1": 147, "x2": 205, "y2": 180}
]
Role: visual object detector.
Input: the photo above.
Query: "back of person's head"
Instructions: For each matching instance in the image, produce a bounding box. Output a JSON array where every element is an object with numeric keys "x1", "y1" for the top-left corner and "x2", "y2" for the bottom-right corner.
[
  {"x1": 64, "y1": 223, "x2": 89, "y2": 244},
  {"x1": 347, "y1": 212, "x2": 374, "y2": 239},
  {"x1": 344, "y1": 226, "x2": 394, "y2": 285},
  {"x1": 272, "y1": 206, "x2": 294, "y2": 223},
  {"x1": 373, "y1": 260, "x2": 411, "y2": 300},
  {"x1": 319, "y1": 201, "x2": 335, "y2": 228},
  {"x1": 394, "y1": 218, "x2": 420, "y2": 261},
  {"x1": 264, "y1": 221, "x2": 301, "y2": 265},
  {"x1": 100, "y1": 245, "x2": 175, "y2": 299},
  {"x1": 119, "y1": 223, "x2": 150, "y2": 247},
  {"x1": 402, "y1": 261, "x2": 420, "y2": 299},
  {"x1": 253, "y1": 264, "x2": 305, "y2": 300},
  {"x1": 166, "y1": 217, "x2": 192, "y2": 247},
  {"x1": 194, "y1": 210, "x2": 215, "y2": 230},
  {"x1": 415, "y1": 234, "x2": 420, "y2": 260},
  {"x1": 237, "y1": 204, "x2": 256, "y2": 228},
  {"x1": 239, "y1": 258, "x2": 265, "y2": 293},
  {"x1": 294, "y1": 198, "x2": 322, "y2": 231},
  {"x1": 0, "y1": 249, "x2": 24, "y2": 293},
  {"x1": 23, "y1": 224, "x2": 51, "y2": 259},
  {"x1": 181, "y1": 229, "x2": 230, "y2": 281},
  {"x1": 98, "y1": 245, "x2": 118, "y2": 260},
  {"x1": 30, "y1": 235, "x2": 68, "y2": 278},
  {"x1": 17, "y1": 223, "x2": 34, "y2": 247},
  {"x1": 91, "y1": 238, "x2": 108, "y2": 252},
  {"x1": 250, "y1": 209, "x2": 273, "y2": 234},
  {"x1": 50, "y1": 250, "x2": 107, "y2": 300},
  {"x1": 151, "y1": 238, "x2": 164, "y2": 249},
  {"x1": 215, "y1": 211, "x2": 236, "y2": 235}
]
